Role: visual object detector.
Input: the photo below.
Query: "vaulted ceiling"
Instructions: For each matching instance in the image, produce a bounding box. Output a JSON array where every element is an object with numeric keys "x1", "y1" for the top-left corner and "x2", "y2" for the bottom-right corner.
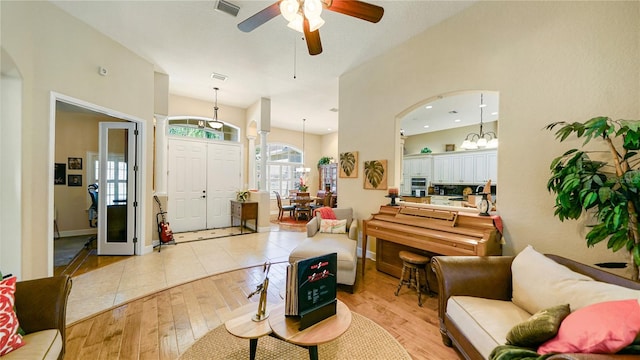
[{"x1": 50, "y1": 0, "x2": 476, "y2": 134}]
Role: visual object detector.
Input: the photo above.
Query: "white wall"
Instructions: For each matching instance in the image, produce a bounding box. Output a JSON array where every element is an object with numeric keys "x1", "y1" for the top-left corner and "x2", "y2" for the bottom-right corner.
[
  {"x1": 0, "y1": 50, "x2": 23, "y2": 279},
  {"x1": 339, "y1": 1, "x2": 640, "y2": 274},
  {"x1": 1, "y1": 1, "x2": 157, "y2": 278}
]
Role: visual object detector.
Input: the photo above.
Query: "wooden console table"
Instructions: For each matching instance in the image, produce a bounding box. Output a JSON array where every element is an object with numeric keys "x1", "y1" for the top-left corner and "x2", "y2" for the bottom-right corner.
[{"x1": 231, "y1": 200, "x2": 258, "y2": 233}]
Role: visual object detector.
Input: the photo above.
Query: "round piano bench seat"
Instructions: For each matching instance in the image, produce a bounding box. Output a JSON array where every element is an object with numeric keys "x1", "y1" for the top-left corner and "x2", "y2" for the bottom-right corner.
[{"x1": 394, "y1": 251, "x2": 431, "y2": 306}]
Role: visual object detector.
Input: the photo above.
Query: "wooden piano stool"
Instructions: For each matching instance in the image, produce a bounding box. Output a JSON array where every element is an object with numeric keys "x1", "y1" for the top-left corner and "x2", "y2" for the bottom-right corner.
[{"x1": 394, "y1": 251, "x2": 431, "y2": 306}]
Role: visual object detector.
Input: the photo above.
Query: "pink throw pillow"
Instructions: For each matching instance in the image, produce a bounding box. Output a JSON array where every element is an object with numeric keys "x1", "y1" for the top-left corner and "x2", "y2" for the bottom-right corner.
[
  {"x1": 538, "y1": 299, "x2": 640, "y2": 354},
  {"x1": 0, "y1": 276, "x2": 25, "y2": 356}
]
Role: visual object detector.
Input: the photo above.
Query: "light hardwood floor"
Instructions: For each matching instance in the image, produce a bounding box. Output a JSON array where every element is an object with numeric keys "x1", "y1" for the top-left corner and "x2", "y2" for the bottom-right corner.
[{"x1": 64, "y1": 259, "x2": 460, "y2": 359}]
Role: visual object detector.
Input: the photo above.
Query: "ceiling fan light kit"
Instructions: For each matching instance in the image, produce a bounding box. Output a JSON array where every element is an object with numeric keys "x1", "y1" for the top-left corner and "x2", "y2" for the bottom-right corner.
[{"x1": 238, "y1": 0, "x2": 384, "y2": 55}]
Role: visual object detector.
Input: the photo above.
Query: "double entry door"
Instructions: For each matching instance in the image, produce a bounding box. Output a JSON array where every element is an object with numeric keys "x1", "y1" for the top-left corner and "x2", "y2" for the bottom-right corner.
[{"x1": 167, "y1": 138, "x2": 241, "y2": 233}]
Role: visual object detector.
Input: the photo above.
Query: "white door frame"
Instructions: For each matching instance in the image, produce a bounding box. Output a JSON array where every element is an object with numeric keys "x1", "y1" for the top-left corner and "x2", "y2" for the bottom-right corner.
[{"x1": 49, "y1": 93, "x2": 148, "y2": 270}]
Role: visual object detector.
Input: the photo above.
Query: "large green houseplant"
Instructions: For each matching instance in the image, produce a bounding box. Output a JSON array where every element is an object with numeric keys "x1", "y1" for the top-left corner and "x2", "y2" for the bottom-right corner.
[{"x1": 546, "y1": 117, "x2": 640, "y2": 279}]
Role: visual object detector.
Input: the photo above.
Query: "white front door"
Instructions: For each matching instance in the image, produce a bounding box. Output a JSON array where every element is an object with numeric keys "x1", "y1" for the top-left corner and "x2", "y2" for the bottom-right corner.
[
  {"x1": 168, "y1": 139, "x2": 207, "y2": 232},
  {"x1": 98, "y1": 122, "x2": 138, "y2": 255},
  {"x1": 207, "y1": 142, "x2": 241, "y2": 228},
  {"x1": 168, "y1": 138, "x2": 241, "y2": 232}
]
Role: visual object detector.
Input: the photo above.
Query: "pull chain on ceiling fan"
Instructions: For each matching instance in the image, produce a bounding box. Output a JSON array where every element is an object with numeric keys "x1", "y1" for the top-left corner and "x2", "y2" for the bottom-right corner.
[{"x1": 237, "y1": 0, "x2": 384, "y2": 56}]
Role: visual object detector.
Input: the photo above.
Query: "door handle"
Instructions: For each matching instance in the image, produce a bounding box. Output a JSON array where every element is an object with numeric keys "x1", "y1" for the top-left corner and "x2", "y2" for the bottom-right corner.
[{"x1": 201, "y1": 195, "x2": 206, "y2": 198}]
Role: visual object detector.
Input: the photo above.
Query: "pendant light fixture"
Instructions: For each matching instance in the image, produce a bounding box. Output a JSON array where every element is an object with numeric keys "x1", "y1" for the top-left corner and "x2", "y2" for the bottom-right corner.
[
  {"x1": 460, "y1": 93, "x2": 498, "y2": 150},
  {"x1": 208, "y1": 87, "x2": 224, "y2": 130}
]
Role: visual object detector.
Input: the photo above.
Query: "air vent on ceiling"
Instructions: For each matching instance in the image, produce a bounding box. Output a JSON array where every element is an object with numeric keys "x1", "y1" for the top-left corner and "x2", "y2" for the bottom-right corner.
[
  {"x1": 210, "y1": 72, "x2": 228, "y2": 81},
  {"x1": 214, "y1": 0, "x2": 240, "y2": 17}
]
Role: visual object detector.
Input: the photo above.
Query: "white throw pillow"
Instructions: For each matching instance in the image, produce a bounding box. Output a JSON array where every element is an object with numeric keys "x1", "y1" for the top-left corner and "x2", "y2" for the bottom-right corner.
[
  {"x1": 319, "y1": 219, "x2": 347, "y2": 234},
  {"x1": 511, "y1": 245, "x2": 640, "y2": 314}
]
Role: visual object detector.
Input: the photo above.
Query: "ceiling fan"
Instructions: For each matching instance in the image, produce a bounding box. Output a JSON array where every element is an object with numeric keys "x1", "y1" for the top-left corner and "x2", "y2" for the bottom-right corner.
[{"x1": 237, "y1": 0, "x2": 384, "y2": 56}]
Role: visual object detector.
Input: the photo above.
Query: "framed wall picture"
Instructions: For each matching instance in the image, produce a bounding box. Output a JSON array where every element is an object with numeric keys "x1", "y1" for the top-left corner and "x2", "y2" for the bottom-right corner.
[
  {"x1": 363, "y1": 159, "x2": 388, "y2": 190},
  {"x1": 54, "y1": 163, "x2": 66, "y2": 185},
  {"x1": 339, "y1": 151, "x2": 358, "y2": 178},
  {"x1": 68, "y1": 157, "x2": 83, "y2": 170},
  {"x1": 68, "y1": 174, "x2": 82, "y2": 187}
]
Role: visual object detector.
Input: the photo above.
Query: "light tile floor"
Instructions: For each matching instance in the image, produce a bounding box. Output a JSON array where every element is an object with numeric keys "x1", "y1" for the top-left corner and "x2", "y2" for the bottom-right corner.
[{"x1": 67, "y1": 226, "x2": 306, "y2": 325}]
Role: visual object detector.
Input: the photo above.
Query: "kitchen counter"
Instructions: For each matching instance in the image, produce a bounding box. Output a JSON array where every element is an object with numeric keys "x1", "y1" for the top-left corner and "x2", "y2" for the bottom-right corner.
[
  {"x1": 428, "y1": 195, "x2": 464, "y2": 207},
  {"x1": 397, "y1": 200, "x2": 481, "y2": 213},
  {"x1": 401, "y1": 195, "x2": 431, "y2": 204}
]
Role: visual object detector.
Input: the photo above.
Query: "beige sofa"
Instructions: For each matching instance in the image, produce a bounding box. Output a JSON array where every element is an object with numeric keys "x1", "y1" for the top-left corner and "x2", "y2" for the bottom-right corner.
[
  {"x1": 432, "y1": 246, "x2": 640, "y2": 360},
  {"x1": 288, "y1": 207, "x2": 358, "y2": 291},
  {"x1": 6, "y1": 275, "x2": 72, "y2": 360}
]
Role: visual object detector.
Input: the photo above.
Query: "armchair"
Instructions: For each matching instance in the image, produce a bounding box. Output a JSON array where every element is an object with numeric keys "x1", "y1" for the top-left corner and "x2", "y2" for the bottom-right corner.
[
  {"x1": 288, "y1": 207, "x2": 358, "y2": 292},
  {"x1": 8, "y1": 275, "x2": 72, "y2": 360}
]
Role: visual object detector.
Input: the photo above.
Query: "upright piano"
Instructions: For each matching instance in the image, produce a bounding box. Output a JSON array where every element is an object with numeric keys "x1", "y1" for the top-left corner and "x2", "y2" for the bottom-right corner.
[{"x1": 362, "y1": 204, "x2": 502, "y2": 279}]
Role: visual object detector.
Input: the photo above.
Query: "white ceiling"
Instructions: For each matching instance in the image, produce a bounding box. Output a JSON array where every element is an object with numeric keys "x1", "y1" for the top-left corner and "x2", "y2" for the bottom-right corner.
[
  {"x1": 401, "y1": 91, "x2": 499, "y2": 136},
  {"x1": 50, "y1": 0, "x2": 476, "y2": 135}
]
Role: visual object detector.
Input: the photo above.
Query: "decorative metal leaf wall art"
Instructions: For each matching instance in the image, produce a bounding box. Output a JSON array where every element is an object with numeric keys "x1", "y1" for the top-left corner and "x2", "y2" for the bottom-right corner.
[
  {"x1": 364, "y1": 159, "x2": 387, "y2": 190},
  {"x1": 339, "y1": 151, "x2": 358, "y2": 178}
]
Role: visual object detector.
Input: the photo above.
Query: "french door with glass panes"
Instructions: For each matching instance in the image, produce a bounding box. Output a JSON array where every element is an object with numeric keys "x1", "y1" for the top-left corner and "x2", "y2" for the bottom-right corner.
[{"x1": 97, "y1": 122, "x2": 138, "y2": 255}]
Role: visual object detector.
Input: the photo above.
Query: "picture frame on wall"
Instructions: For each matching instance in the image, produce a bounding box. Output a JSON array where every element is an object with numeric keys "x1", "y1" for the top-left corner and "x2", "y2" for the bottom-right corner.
[
  {"x1": 68, "y1": 157, "x2": 83, "y2": 170},
  {"x1": 68, "y1": 174, "x2": 82, "y2": 187},
  {"x1": 339, "y1": 151, "x2": 358, "y2": 178},
  {"x1": 54, "y1": 163, "x2": 66, "y2": 185},
  {"x1": 363, "y1": 159, "x2": 388, "y2": 190}
]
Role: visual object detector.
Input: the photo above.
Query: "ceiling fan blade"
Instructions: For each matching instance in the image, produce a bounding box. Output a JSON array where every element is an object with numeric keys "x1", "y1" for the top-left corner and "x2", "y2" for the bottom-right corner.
[
  {"x1": 237, "y1": 2, "x2": 281, "y2": 32},
  {"x1": 303, "y1": 17, "x2": 323, "y2": 55},
  {"x1": 325, "y1": 0, "x2": 384, "y2": 23}
]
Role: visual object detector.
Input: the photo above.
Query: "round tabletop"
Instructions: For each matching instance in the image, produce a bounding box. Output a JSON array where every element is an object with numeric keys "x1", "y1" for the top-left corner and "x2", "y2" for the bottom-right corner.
[
  {"x1": 225, "y1": 303, "x2": 273, "y2": 339},
  {"x1": 268, "y1": 300, "x2": 352, "y2": 346}
]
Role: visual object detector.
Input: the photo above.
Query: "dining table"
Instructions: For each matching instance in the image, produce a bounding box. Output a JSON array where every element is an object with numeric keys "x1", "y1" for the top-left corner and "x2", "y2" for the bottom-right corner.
[{"x1": 288, "y1": 194, "x2": 319, "y2": 220}]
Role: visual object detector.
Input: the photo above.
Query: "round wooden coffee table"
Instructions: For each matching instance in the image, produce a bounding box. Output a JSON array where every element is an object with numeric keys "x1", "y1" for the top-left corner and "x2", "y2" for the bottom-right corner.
[
  {"x1": 269, "y1": 300, "x2": 352, "y2": 360},
  {"x1": 225, "y1": 303, "x2": 272, "y2": 360}
]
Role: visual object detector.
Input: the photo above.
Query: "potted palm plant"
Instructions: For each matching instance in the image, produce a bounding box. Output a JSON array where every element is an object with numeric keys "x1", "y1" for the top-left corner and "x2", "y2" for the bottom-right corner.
[{"x1": 546, "y1": 117, "x2": 640, "y2": 279}]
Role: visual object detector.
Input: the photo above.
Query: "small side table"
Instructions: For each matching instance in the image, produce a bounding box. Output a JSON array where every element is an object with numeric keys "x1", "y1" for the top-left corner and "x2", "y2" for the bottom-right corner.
[
  {"x1": 230, "y1": 200, "x2": 258, "y2": 234},
  {"x1": 269, "y1": 300, "x2": 352, "y2": 360},
  {"x1": 225, "y1": 303, "x2": 273, "y2": 360}
]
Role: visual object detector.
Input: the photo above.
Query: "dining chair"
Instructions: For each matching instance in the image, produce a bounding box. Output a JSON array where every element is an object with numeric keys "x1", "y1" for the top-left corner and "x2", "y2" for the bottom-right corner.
[{"x1": 274, "y1": 191, "x2": 295, "y2": 220}]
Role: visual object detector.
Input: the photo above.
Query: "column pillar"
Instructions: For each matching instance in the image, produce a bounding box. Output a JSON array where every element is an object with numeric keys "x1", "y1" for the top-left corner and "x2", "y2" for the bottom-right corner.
[
  {"x1": 155, "y1": 115, "x2": 168, "y2": 194},
  {"x1": 247, "y1": 134, "x2": 257, "y2": 189},
  {"x1": 258, "y1": 130, "x2": 269, "y2": 191}
]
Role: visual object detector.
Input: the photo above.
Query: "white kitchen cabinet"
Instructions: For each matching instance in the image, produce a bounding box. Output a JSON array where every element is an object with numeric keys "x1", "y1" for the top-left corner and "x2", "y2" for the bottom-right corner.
[
  {"x1": 432, "y1": 156, "x2": 451, "y2": 183},
  {"x1": 471, "y1": 150, "x2": 497, "y2": 184},
  {"x1": 460, "y1": 154, "x2": 475, "y2": 183},
  {"x1": 401, "y1": 159, "x2": 412, "y2": 194},
  {"x1": 487, "y1": 151, "x2": 498, "y2": 184},
  {"x1": 432, "y1": 149, "x2": 497, "y2": 185},
  {"x1": 403, "y1": 155, "x2": 432, "y2": 178},
  {"x1": 473, "y1": 153, "x2": 488, "y2": 183}
]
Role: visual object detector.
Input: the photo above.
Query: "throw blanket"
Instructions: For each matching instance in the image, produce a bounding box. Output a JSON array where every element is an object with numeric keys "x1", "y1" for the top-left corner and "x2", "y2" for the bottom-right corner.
[
  {"x1": 490, "y1": 344, "x2": 640, "y2": 360},
  {"x1": 489, "y1": 345, "x2": 552, "y2": 360},
  {"x1": 315, "y1": 206, "x2": 336, "y2": 220}
]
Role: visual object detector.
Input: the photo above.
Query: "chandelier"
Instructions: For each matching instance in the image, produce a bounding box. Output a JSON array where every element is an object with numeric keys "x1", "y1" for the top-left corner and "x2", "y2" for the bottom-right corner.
[
  {"x1": 280, "y1": 0, "x2": 325, "y2": 33},
  {"x1": 208, "y1": 87, "x2": 224, "y2": 130},
  {"x1": 460, "y1": 93, "x2": 498, "y2": 150}
]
